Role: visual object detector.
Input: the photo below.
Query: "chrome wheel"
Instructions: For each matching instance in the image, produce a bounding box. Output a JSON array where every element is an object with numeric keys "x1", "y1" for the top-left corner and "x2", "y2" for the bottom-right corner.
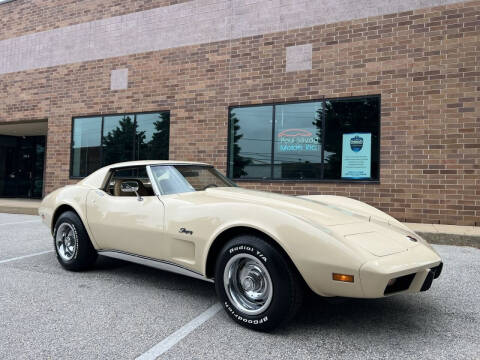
[
  {"x1": 223, "y1": 254, "x2": 273, "y2": 315},
  {"x1": 55, "y1": 223, "x2": 77, "y2": 261}
]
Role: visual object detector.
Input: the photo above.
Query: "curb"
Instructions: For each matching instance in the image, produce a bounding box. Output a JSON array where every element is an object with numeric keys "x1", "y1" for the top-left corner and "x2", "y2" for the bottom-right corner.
[
  {"x1": 418, "y1": 232, "x2": 480, "y2": 249},
  {"x1": 0, "y1": 206, "x2": 39, "y2": 216}
]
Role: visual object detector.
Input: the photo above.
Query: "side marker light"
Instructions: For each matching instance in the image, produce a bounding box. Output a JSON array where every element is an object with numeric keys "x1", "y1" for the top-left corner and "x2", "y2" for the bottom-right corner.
[{"x1": 332, "y1": 273, "x2": 354, "y2": 283}]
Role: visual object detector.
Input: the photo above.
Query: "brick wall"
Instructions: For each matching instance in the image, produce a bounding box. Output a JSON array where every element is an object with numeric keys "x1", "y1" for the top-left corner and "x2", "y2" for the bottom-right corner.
[
  {"x1": 0, "y1": 0, "x2": 191, "y2": 40},
  {"x1": 0, "y1": 0, "x2": 479, "y2": 225}
]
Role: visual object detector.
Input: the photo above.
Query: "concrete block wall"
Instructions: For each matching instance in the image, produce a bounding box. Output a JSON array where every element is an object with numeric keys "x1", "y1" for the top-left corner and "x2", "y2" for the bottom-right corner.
[{"x1": 0, "y1": 0, "x2": 467, "y2": 75}]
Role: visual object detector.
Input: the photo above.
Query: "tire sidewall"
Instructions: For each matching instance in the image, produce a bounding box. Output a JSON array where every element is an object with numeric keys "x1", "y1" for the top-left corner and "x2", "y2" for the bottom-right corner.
[
  {"x1": 215, "y1": 236, "x2": 296, "y2": 331},
  {"x1": 53, "y1": 211, "x2": 96, "y2": 270},
  {"x1": 54, "y1": 218, "x2": 80, "y2": 265}
]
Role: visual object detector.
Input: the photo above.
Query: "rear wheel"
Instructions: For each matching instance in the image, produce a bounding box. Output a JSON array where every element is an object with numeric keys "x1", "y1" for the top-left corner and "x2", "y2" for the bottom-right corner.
[
  {"x1": 215, "y1": 234, "x2": 303, "y2": 331},
  {"x1": 53, "y1": 211, "x2": 97, "y2": 271}
]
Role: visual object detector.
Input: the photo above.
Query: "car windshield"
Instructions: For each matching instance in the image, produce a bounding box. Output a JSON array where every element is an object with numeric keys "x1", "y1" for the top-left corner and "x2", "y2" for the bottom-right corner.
[{"x1": 150, "y1": 165, "x2": 236, "y2": 195}]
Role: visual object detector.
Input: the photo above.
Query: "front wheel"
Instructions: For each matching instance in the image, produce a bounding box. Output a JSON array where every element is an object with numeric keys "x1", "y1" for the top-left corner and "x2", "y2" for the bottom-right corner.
[
  {"x1": 215, "y1": 235, "x2": 303, "y2": 331},
  {"x1": 53, "y1": 211, "x2": 97, "y2": 271}
]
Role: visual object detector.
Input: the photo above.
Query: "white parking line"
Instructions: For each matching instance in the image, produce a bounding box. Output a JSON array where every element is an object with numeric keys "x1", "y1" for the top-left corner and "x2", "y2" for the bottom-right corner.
[
  {"x1": 0, "y1": 220, "x2": 41, "y2": 226},
  {"x1": 0, "y1": 250, "x2": 54, "y2": 264},
  {"x1": 136, "y1": 303, "x2": 222, "y2": 360}
]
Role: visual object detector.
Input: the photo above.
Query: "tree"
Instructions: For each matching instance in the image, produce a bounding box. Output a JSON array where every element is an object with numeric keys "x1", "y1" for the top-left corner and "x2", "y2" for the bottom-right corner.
[
  {"x1": 231, "y1": 114, "x2": 251, "y2": 178},
  {"x1": 102, "y1": 113, "x2": 170, "y2": 165},
  {"x1": 102, "y1": 116, "x2": 136, "y2": 165},
  {"x1": 139, "y1": 113, "x2": 170, "y2": 160}
]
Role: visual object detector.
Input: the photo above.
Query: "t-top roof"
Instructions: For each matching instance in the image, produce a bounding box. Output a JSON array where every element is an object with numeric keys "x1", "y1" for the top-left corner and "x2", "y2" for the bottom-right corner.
[{"x1": 79, "y1": 160, "x2": 210, "y2": 189}]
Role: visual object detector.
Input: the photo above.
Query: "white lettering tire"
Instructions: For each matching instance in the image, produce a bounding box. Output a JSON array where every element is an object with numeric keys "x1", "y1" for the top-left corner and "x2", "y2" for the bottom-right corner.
[{"x1": 215, "y1": 234, "x2": 303, "y2": 331}]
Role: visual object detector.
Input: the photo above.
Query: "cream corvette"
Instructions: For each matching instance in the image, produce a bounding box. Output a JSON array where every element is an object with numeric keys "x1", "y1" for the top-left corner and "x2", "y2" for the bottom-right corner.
[{"x1": 39, "y1": 160, "x2": 443, "y2": 331}]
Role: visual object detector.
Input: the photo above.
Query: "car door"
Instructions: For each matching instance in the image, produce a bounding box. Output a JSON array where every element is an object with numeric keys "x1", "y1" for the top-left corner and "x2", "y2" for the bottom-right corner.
[{"x1": 85, "y1": 166, "x2": 167, "y2": 260}]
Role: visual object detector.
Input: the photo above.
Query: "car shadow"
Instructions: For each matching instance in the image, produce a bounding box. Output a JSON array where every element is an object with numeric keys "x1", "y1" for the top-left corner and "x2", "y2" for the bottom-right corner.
[
  {"x1": 92, "y1": 256, "x2": 440, "y2": 336},
  {"x1": 92, "y1": 254, "x2": 216, "y2": 298},
  {"x1": 93, "y1": 255, "x2": 130, "y2": 270},
  {"x1": 282, "y1": 292, "x2": 438, "y2": 336}
]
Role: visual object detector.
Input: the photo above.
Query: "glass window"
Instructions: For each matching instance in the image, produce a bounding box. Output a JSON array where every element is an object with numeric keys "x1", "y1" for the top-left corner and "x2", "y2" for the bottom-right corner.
[
  {"x1": 323, "y1": 97, "x2": 379, "y2": 180},
  {"x1": 33, "y1": 139, "x2": 46, "y2": 198},
  {"x1": 175, "y1": 165, "x2": 236, "y2": 191},
  {"x1": 71, "y1": 112, "x2": 170, "y2": 178},
  {"x1": 228, "y1": 96, "x2": 380, "y2": 181},
  {"x1": 274, "y1": 102, "x2": 323, "y2": 180},
  {"x1": 71, "y1": 117, "x2": 102, "y2": 177},
  {"x1": 151, "y1": 165, "x2": 235, "y2": 195},
  {"x1": 136, "y1": 113, "x2": 170, "y2": 161},
  {"x1": 228, "y1": 106, "x2": 273, "y2": 179},
  {"x1": 105, "y1": 166, "x2": 155, "y2": 197},
  {"x1": 102, "y1": 115, "x2": 135, "y2": 166}
]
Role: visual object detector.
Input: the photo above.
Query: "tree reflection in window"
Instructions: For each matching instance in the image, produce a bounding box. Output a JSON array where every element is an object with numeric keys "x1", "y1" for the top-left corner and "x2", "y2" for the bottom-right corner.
[
  {"x1": 323, "y1": 98, "x2": 380, "y2": 180},
  {"x1": 228, "y1": 96, "x2": 380, "y2": 181},
  {"x1": 102, "y1": 115, "x2": 135, "y2": 166},
  {"x1": 136, "y1": 112, "x2": 170, "y2": 161},
  {"x1": 228, "y1": 106, "x2": 272, "y2": 179},
  {"x1": 230, "y1": 113, "x2": 252, "y2": 178},
  {"x1": 71, "y1": 112, "x2": 170, "y2": 177}
]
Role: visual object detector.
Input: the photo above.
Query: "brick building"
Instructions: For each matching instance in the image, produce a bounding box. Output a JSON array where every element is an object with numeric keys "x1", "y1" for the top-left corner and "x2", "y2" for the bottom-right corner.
[{"x1": 0, "y1": 0, "x2": 478, "y2": 225}]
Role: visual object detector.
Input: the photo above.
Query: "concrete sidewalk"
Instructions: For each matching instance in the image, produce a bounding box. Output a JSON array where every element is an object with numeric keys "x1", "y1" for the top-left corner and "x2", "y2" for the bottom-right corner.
[
  {"x1": 405, "y1": 223, "x2": 480, "y2": 237},
  {"x1": 405, "y1": 223, "x2": 480, "y2": 249},
  {"x1": 0, "y1": 198, "x2": 40, "y2": 216}
]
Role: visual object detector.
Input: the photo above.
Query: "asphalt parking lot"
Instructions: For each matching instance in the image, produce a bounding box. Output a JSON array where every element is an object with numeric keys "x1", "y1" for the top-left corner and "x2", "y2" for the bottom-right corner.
[{"x1": 0, "y1": 213, "x2": 479, "y2": 360}]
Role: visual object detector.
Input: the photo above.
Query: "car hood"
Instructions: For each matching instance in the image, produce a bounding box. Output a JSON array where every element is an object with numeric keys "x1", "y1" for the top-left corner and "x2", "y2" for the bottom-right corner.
[
  {"x1": 203, "y1": 187, "x2": 419, "y2": 257},
  {"x1": 206, "y1": 187, "x2": 361, "y2": 226}
]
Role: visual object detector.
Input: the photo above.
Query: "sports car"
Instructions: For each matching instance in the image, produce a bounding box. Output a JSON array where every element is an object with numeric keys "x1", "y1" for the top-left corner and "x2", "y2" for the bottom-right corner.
[{"x1": 39, "y1": 160, "x2": 443, "y2": 331}]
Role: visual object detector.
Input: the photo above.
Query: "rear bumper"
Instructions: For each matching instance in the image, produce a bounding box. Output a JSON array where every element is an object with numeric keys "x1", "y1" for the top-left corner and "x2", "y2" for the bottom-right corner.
[{"x1": 359, "y1": 244, "x2": 442, "y2": 298}]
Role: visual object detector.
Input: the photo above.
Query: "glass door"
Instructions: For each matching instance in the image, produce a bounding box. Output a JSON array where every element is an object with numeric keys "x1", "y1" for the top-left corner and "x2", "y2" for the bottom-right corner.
[{"x1": 0, "y1": 135, "x2": 45, "y2": 198}]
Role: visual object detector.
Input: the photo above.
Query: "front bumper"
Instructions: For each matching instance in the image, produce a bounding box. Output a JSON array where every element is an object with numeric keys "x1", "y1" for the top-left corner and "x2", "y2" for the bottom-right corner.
[{"x1": 359, "y1": 244, "x2": 442, "y2": 298}]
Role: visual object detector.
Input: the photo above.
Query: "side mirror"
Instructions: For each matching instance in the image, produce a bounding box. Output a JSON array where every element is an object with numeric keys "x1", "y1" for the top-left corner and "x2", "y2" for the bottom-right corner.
[
  {"x1": 121, "y1": 181, "x2": 139, "y2": 193},
  {"x1": 121, "y1": 181, "x2": 143, "y2": 201}
]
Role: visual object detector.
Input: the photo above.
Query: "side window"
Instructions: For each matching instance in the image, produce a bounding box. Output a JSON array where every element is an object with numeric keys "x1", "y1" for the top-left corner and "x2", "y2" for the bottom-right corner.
[{"x1": 105, "y1": 166, "x2": 155, "y2": 197}]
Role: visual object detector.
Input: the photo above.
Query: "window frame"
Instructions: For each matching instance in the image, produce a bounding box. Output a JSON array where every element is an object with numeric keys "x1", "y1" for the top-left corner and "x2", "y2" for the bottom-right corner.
[
  {"x1": 102, "y1": 165, "x2": 157, "y2": 197},
  {"x1": 227, "y1": 95, "x2": 381, "y2": 184},
  {"x1": 69, "y1": 110, "x2": 170, "y2": 179}
]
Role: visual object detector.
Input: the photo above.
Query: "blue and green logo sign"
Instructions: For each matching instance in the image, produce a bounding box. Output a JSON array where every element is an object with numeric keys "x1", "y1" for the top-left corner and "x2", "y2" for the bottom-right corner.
[
  {"x1": 341, "y1": 133, "x2": 372, "y2": 179},
  {"x1": 350, "y1": 136, "x2": 364, "y2": 152}
]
